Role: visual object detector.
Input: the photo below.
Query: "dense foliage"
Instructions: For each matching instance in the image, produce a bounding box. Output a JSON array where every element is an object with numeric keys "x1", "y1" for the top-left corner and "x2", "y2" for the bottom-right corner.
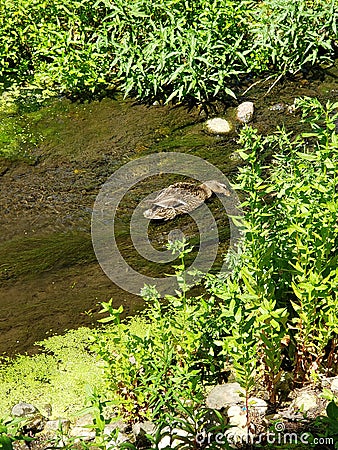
[
  {"x1": 92, "y1": 97, "x2": 338, "y2": 444},
  {"x1": 0, "y1": 0, "x2": 337, "y2": 103},
  {"x1": 0, "y1": 97, "x2": 338, "y2": 447}
]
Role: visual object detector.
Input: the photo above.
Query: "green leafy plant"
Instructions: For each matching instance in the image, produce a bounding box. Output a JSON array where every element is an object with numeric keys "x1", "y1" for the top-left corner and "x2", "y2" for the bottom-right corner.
[
  {"x1": 0, "y1": 0, "x2": 336, "y2": 104},
  {"x1": 0, "y1": 417, "x2": 33, "y2": 450},
  {"x1": 94, "y1": 240, "x2": 225, "y2": 424},
  {"x1": 207, "y1": 97, "x2": 338, "y2": 405}
]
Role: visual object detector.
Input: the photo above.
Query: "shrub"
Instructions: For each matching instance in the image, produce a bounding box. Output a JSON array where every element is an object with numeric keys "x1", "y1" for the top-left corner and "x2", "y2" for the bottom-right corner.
[{"x1": 0, "y1": 0, "x2": 336, "y2": 103}]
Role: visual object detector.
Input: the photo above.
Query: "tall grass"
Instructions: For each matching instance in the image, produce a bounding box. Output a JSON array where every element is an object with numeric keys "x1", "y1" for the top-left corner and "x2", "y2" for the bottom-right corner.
[{"x1": 0, "y1": 0, "x2": 336, "y2": 103}]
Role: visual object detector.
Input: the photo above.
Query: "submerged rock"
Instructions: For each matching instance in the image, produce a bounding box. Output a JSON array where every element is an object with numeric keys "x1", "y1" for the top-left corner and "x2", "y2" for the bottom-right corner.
[
  {"x1": 236, "y1": 101, "x2": 254, "y2": 123},
  {"x1": 205, "y1": 117, "x2": 233, "y2": 134},
  {"x1": 269, "y1": 102, "x2": 286, "y2": 112}
]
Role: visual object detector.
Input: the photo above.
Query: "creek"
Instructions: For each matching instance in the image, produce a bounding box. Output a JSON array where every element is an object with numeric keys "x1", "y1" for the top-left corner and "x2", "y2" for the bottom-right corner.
[{"x1": 0, "y1": 65, "x2": 337, "y2": 356}]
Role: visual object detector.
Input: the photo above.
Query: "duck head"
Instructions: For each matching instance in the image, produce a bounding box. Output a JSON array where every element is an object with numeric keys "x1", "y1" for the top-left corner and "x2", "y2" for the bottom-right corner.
[{"x1": 200, "y1": 180, "x2": 231, "y2": 197}]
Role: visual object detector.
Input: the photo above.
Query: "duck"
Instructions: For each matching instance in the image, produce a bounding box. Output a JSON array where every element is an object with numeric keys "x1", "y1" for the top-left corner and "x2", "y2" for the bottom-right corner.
[{"x1": 143, "y1": 180, "x2": 230, "y2": 220}]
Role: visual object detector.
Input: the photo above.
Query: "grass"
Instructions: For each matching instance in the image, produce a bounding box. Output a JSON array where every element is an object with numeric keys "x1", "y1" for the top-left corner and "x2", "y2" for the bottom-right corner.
[{"x1": 0, "y1": 0, "x2": 336, "y2": 105}]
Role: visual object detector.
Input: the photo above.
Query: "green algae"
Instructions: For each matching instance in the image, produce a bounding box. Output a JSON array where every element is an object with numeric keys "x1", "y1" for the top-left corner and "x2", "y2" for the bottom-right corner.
[{"x1": 0, "y1": 232, "x2": 95, "y2": 281}]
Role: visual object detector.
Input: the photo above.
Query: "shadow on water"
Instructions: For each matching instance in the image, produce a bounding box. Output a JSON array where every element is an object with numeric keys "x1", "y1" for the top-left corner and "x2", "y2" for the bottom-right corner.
[{"x1": 0, "y1": 62, "x2": 337, "y2": 356}]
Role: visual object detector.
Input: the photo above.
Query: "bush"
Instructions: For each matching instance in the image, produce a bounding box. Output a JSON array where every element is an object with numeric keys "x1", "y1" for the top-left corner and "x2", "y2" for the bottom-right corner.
[
  {"x1": 94, "y1": 97, "x2": 338, "y2": 424},
  {"x1": 0, "y1": 0, "x2": 336, "y2": 103}
]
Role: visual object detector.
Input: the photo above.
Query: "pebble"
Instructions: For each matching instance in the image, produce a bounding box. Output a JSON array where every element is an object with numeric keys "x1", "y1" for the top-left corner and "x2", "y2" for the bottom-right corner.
[
  {"x1": 236, "y1": 101, "x2": 254, "y2": 123},
  {"x1": 12, "y1": 402, "x2": 38, "y2": 417},
  {"x1": 206, "y1": 383, "x2": 245, "y2": 409},
  {"x1": 269, "y1": 103, "x2": 286, "y2": 112},
  {"x1": 205, "y1": 118, "x2": 232, "y2": 134},
  {"x1": 331, "y1": 377, "x2": 338, "y2": 392}
]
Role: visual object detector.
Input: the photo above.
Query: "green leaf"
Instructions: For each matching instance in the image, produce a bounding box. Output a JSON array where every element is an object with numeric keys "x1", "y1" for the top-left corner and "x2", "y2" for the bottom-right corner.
[{"x1": 327, "y1": 401, "x2": 338, "y2": 420}]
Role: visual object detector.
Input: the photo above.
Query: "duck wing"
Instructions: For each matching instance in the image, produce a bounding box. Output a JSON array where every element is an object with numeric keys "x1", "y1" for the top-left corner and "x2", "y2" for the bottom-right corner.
[
  {"x1": 153, "y1": 196, "x2": 187, "y2": 209},
  {"x1": 144, "y1": 182, "x2": 206, "y2": 220}
]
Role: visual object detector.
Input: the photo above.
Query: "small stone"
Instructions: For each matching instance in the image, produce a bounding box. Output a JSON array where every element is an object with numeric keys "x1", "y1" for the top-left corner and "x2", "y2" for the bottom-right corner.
[
  {"x1": 43, "y1": 404, "x2": 52, "y2": 418},
  {"x1": 69, "y1": 426, "x2": 96, "y2": 441},
  {"x1": 227, "y1": 405, "x2": 247, "y2": 427},
  {"x1": 236, "y1": 102, "x2": 254, "y2": 123},
  {"x1": 293, "y1": 392, "x2": 318, "y2": 412},
  {"x1": 12, "y1": 402, "x2": 38, "y2": 417},
  {"x1": 248, "y1": 397, "x2": 268, "y2": 416},
  {"x1": 206, "y1": 383, "x2": 245, "y2": 410},
  {"x1": 287, "y1": 103, "x2": 296, "y2": 114},
  {"x1": 206, "y1": 118, "x2": 233, "y2": 134},
  {"x1": 44, "y1": 419, "x2": 71, "y2": 433},
  {"x1": 269, "y1": 103, "x2": 286, "y2": 112},
  {"x1": 331, "y1": 378, "x2": 338, "y2": 392}
]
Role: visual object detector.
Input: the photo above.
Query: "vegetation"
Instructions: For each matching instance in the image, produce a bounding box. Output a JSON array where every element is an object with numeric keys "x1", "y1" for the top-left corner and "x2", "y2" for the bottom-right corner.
[
  {"x1": 0, "y1": 328, "x2": 106, "y2": 418},
  {"x1": 0, "y1": 1, "x2": 337, "y2": 445},
  {"x1": 0, "y1": 0, "x2": 336, "y2": 105},
  {"x1": 0, "y1": 97, "x2": 337, "y2": 448}
]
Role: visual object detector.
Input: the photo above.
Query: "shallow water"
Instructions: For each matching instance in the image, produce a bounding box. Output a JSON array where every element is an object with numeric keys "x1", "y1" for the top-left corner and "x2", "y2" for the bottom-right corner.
[{"x1": 0, "y1": 63, "x2": 337, "y2": 356}]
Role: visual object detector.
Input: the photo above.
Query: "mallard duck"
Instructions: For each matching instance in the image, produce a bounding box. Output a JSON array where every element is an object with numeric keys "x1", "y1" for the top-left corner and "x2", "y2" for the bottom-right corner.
[{"x1": 143, "y1": 180, "x2": 230, "y2": 220}]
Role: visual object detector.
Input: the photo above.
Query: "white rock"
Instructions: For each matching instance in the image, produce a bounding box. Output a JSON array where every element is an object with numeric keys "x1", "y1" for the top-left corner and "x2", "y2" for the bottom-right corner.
[
  {"x1": 227, "y1": 405, "x2": 247, "y2": 427},
  {"x1": 158, "y1": 427, "x2": 189, "y2": 449},
  {"x1": 107, "y1": 431, "x2": 129, "y2": 449},
  {"x1": 12, "y1": 402, "x2": 39, "y2": 417},
  {"x1": 206, "y1": 118, "x2": 232, "y2": 134},
  {"x1": 132, "y1": 421, "x2": 156, "y2": 438},
  {"x1": 331, "y1": 377, "x2": 338, "y2": 392},
  {"x1": 74, "y1": 413, "x2": 93, "y2": 427},
  {"x1": 44, "y1": 419, "x2": 71, "y2": 433},
  {"x1": 206, "y1": 383, "x2": 245, "y2": 409},
  {"x1": 227, "y1": 405, "x2": 243, "y2": 418},
  {"x1": 236, "y1": 101, "x2": 254, "y2": 123},
  {"x1": 293, "y1": 392, "x2": 318, "y2": 412},
  {"x1": 104, "y1": 419, "x2": 128, "y2": 435},
  {"x1": 69, "y1": 426, "x2": 96, "y2": 441},
  {"x1": 248, "y1": 397, "x2": 268, "y2": 416}
]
